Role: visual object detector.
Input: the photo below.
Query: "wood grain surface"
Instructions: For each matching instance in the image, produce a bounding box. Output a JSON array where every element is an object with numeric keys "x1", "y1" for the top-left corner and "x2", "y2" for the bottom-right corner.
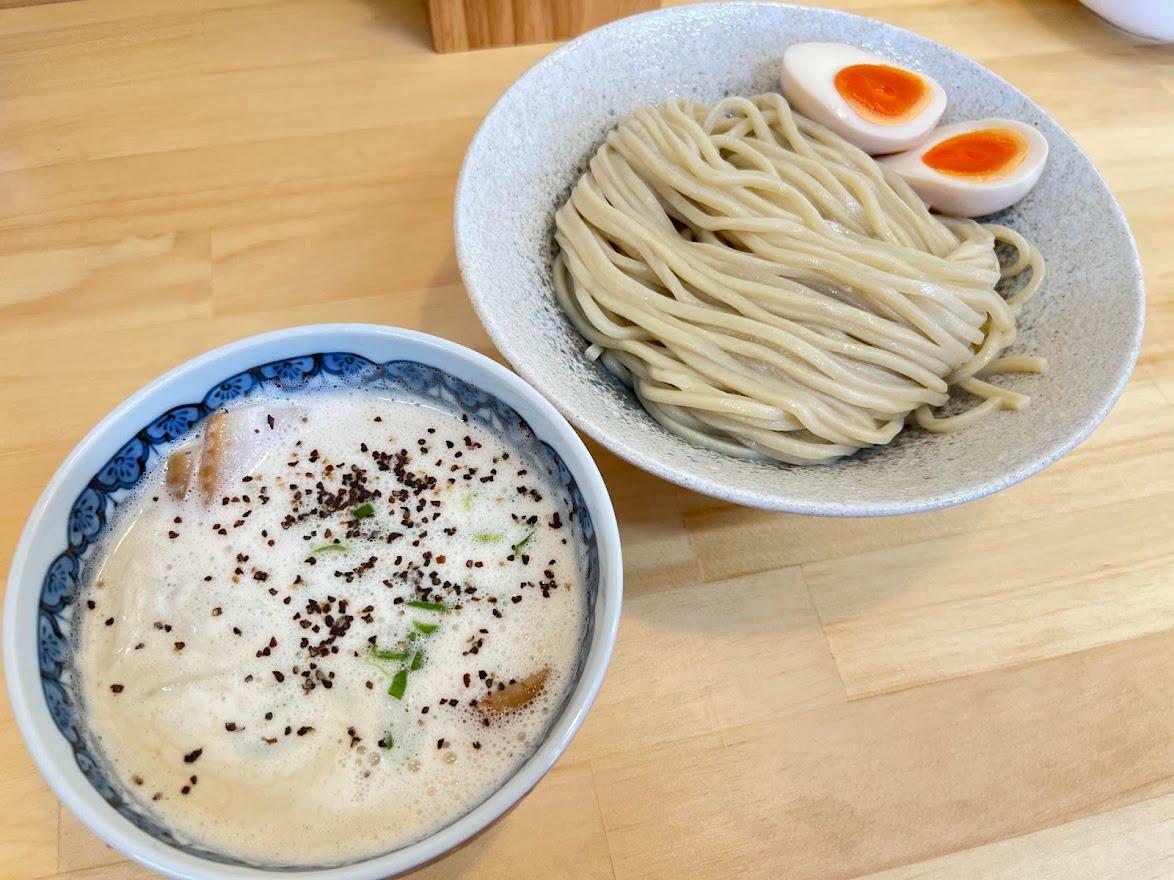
[{"x1": 1, "y1": 1, "x2": 1172, "y2": 878}]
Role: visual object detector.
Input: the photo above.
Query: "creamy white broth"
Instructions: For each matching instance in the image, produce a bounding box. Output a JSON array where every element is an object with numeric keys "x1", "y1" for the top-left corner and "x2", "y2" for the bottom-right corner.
[{"x1": 76, "y1": 391, "x2": 586, "y2": 865}]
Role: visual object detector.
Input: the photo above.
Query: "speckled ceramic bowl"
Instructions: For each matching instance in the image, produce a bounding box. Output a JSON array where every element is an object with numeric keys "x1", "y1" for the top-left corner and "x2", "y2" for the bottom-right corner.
[{"x1": 455, "y1": 2, "x2": 1144, "y2": 516}]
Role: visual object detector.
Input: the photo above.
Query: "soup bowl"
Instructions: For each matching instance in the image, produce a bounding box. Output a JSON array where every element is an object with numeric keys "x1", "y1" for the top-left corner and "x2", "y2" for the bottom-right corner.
[{"x1": 3, "y1": 324, "x2": 622, "y2": 879}]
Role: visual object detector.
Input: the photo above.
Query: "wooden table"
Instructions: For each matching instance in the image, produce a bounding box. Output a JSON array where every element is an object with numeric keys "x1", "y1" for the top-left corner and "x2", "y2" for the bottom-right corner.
[{"x1": 1, "y1": 1, "x2": 1172, "y2": 877}]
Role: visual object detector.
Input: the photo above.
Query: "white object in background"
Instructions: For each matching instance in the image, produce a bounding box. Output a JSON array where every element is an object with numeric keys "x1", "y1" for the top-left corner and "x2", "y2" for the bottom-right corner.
[{"x1": 1078, "y1": 0, "x2": 1174, "y2": 41}]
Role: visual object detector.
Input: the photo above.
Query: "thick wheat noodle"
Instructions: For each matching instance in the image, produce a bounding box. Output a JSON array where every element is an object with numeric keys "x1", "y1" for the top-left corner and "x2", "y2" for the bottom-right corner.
[{"x1": 553, "y1": 93, "x2": 1046, "y2": 465}]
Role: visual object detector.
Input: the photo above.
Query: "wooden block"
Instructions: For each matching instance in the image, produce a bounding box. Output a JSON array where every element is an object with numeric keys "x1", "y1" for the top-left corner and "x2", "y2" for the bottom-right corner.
[{"x1": 428, "y1": 0, "x2": 660, "y2": 53}]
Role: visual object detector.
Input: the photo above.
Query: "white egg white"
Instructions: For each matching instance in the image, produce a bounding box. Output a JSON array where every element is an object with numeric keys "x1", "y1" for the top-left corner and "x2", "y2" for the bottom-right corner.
[
  {"x1": 879, "y1": 118, "x2": 1049, "y2": 217},
  {"x1": 780, "y1": 42, "x2": 947, "y2": 155}
]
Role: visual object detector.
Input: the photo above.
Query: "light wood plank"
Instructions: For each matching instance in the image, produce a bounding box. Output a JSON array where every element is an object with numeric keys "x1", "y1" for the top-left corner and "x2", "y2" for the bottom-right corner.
[
  {"x1": 856, "y1": 792, "x2": 1174, "y2": 879},
  {"x1": 805, "y1": 488, "x2": 1174, "y2": 698},
  {"x1": 593, "y1": 628, "x2": 1174, "y2": 880},
  {"x1": 570, "y1": 567, "x2": 844, "y2": 763}
]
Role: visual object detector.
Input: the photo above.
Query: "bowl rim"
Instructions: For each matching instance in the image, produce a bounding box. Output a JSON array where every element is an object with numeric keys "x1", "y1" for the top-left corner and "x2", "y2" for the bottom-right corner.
[
  {"x1": 455, "y1": 0, "x2": 1146, "y2": 517},
  {"x1": 3, "y1": 323, "x2": 623, "y2": 879}
]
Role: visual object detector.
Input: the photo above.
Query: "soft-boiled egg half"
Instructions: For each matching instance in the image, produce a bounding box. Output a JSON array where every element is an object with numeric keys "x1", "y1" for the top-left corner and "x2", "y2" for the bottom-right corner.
[
  {"x1": 780, "y1": 42, "x2": 947, "y2": 155},
  {"x1": 879, "y1": 119, "x2": 1048, "y2": 217}
]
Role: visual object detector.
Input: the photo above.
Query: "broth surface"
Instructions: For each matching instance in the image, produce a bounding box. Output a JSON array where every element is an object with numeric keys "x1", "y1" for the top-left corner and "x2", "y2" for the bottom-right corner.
[{"x1": 76, "y1": 391, "x2": 586, "y2": 864}]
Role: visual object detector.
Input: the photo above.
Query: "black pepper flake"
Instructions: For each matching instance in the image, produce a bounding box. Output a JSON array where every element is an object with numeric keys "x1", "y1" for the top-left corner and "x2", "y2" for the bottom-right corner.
[
  {"x1": 183, "y1": 748, "x2": 202, "y2": 764},
  {"x1": 174, "y1": 641, "x2": 185, "y2": 651},
  {"x1": 272, "y1": 670, "x2": 285, "y2": 683},
  {"x1": 225, "y1": 722, "x2": 240, "y2": 732},
  {"x1": 212, "y1": 607, "x2": 222, "y2": 617},
  {"x1": 168, "y1": 530, "x2": 179, "y2": 539},
  {"x1": 132, "y1": 775, "x2": 143, "y2": 785},
  {"x1": 110, "y1": 684, "x2": 124, "y2": 694},
  {"x1": 104, "y1": 617, "x2": 114, "y2": 626},
  {"x1": 86, "y1": 600, "x2": 96, "y2": 610},
  {"x1": 180, "y1": 785, "x2": 191, "y2": 795},
  {"x1": 296, "y1": 726, "x2": 314, "y2": 736}
]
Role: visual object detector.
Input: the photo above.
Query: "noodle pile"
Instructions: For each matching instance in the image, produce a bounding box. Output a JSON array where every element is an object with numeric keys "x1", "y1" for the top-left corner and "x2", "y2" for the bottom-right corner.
[{"x1": 553, "y1": 94, "x2": 1045, "y2": 465}]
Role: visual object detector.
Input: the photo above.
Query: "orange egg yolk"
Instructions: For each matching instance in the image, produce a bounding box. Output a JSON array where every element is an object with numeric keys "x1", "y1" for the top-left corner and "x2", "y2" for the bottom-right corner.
[
  {"x1": 833, "y1": 64, "x2": 931, "y2": 126},
  {"x1": 921, "y1": 128, "x2": 1029, "y2": 179}
]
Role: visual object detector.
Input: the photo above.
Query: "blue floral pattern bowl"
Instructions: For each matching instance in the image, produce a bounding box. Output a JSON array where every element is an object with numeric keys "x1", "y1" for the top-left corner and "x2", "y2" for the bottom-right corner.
[{"x1": 7, "y1": 325, "x2": 623, "y2": 880}]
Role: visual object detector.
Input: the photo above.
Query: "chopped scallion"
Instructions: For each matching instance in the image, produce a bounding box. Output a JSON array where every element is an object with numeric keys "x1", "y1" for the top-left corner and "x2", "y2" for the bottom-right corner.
[
  {"x1": 353, "y1": 503, "x2": 375, "y2": 520},
  {"x1": 410, "y1": 652, "x2": 423, "y2": 671},
  {"x1": 475, "y1": 531, "x2": 502, "y2": 543},
  {"x1": 406, "y1": 600, "x2": 446, "y2": 612},
  {"x1": 388, "y1": 668, "x2": 408, "y2": 700},
  {"x1": 311, "y1": 543, "x2": 347, "y2": 554},
  {"x1": 511, "y1": 530, "x2": 536, "y2": 555},
  {"x1": 370, "y1": 647, "x2": 408, "y2": 662},
  {"x1": 413, "y1": 621, "x2": 438, "y2": 635}
]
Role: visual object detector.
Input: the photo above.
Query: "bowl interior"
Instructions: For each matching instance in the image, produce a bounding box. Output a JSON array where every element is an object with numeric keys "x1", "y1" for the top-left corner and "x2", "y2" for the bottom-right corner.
[
  {"x1": 456, "y1": 2, "x2": 1144, "y2": 515},
  {"x1": 12, "y1": 327, "x2": 615, "y2": 878}
]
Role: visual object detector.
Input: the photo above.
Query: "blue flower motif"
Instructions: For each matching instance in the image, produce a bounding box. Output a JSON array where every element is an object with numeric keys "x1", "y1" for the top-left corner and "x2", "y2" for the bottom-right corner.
[
  {"x1": 41, "y1": 553, "x2": 78, "y2": 613},
  {"x1": 444, "y1": 374, "x2": 491, "y2": 412},
  {"x1": 543, "y1": 442, "x2": 574, "y2": 488},
  {"x1": 203, "y1": 372, "x2": 256, "y2": 410},
  {"x1": 38, "y1": 609, "x2": 69, "y2": 676},
  {"x1": 493, "y1": 397, "x2": 522, "y2": 431},
  {"x1": 68, "y1": 487, "x2": 105, "y2": 550},
  {"x1": 322, "y1": 352, "x2": 376, "y2": 377},
  {"x1": 385, "y1": 361, "x2": 432, "y2": 392},
  {"x1": 94, "y1": 438, "x2": 149, "y2": 491},
  {"x1": 77, "y1": 751, "x2": 119, "y2": 801},
  {"x1": 41, "y1": 678, "x2": 78, "y2": 743},
  {"x1": 145, "y1": 405, "x2": 204, "y2": 443},
  {"x1": 259, "y1": 356, "x2": 317, "y2": 386}
]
